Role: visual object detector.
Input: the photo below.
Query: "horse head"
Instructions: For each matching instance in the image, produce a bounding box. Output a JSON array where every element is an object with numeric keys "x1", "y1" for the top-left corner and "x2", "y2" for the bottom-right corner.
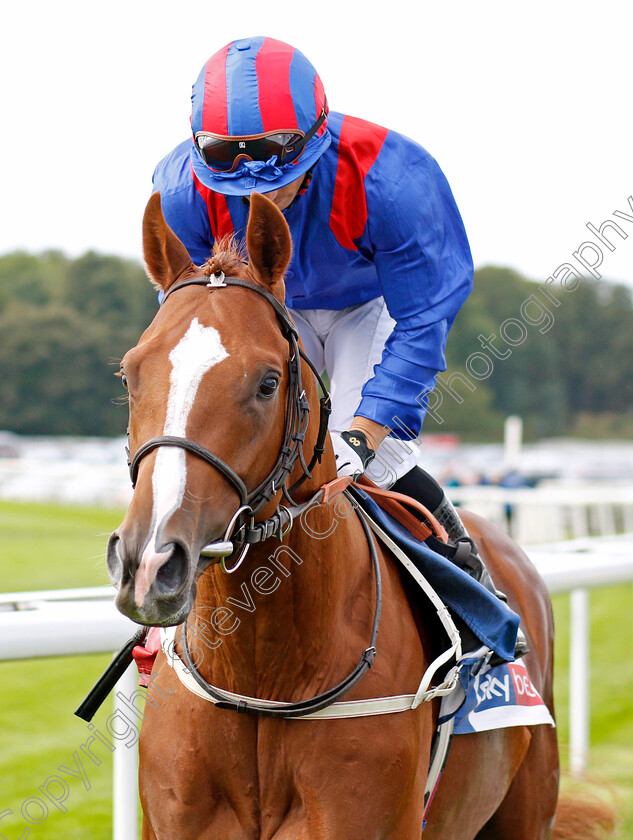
[{"x1": 107, "y1": 191, "x2": 327, "y2": 626}]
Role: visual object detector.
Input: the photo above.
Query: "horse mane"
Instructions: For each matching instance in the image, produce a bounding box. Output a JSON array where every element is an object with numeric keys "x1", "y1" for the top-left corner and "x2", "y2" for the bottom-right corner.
[{"x1": 202, "y1": 235, "x2": 248, "y2": 277}]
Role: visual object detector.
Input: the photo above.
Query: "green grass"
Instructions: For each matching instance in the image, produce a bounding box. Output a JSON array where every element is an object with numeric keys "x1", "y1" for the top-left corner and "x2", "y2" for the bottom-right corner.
[
  {"x1": 552, "y1": 585, "x2": 633, "y2": 837},
  {"x1": 0, "y1": 501, "x2": 124, "y2": 838},
  {"x1": 0, "y1": 654, "x2": 120, "y2": 838},
  {"x1": 0, "y1": 500, "x2": 118, "y2": 591},
  {"x1": 0, "y1": 501, "x2": 632, "y2": 837}
]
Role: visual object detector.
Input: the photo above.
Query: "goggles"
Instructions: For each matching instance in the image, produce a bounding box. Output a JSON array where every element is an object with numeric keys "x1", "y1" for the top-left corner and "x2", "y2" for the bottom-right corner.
[{"x1": 194, "y1": 104, "x2": 327, "y2": 173}]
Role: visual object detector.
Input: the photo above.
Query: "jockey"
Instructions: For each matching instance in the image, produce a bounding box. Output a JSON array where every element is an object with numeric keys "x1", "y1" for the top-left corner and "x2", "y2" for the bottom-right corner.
[{"x1": 153, "y1": 35, "x2": 521, "y2": 638}]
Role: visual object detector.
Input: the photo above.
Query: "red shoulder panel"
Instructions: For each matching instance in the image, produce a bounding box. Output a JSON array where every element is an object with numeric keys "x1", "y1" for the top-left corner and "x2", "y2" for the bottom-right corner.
[
  {"x1": 192, "y1": 166, "x2": 235, "y2": 242},
  {"x1": 329, "y1": 116, "x2": 389, "y2": 251}
]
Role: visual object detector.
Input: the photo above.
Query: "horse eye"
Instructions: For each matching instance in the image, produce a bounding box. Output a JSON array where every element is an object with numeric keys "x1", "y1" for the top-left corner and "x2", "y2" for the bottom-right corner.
[
  {"x1": 120, "y1": 371, "x2": 128, "y2": 389},
  {"x1": 258, "y1": 376, "x2": 279, "y2": 398}
]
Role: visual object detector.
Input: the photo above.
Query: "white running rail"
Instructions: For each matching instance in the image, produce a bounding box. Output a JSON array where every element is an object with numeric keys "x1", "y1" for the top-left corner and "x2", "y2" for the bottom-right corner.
[{"x1": 1, "y1": 535, "x2": 632, "y2": 838}]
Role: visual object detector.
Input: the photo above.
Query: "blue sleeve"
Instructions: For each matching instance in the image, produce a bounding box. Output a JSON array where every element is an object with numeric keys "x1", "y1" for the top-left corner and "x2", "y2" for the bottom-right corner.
[
  {"x1": 358, "y1": 147, "x2": 473, "y2": 436},
  {"x1": 152, "y1": 140, "x2": 214, "y2": 266}
]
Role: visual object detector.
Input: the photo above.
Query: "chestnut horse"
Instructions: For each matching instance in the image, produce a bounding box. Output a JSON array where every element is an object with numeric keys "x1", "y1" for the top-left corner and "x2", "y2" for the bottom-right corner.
[{"x1": 108, "y1": 191, "x2": 567, "y2": 839}]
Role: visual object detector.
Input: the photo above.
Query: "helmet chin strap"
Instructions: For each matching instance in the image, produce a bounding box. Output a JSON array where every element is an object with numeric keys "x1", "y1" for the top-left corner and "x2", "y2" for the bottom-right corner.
[
  {"x1": 297, "y1": 164, "x2": 316, "y2": 195},
  {"x1": 240, "y1": 165, "x2": 318, "y2": 210}
]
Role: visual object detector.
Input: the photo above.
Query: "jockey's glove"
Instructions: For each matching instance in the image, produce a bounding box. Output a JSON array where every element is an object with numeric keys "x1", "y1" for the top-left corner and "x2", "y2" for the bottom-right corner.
[{"x1": 330, "y1": 430, "x2": 376, "y2": 478}]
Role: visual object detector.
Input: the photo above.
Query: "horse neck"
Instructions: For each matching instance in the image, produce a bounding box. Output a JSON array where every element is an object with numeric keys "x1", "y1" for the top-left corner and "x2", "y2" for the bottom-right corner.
[{"x1": 191, "y1": 458, "x2": 370, "y2": 701}]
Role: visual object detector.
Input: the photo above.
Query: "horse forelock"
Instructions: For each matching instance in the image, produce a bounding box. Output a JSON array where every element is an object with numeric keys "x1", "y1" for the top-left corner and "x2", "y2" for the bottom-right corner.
[
  {"x1": 202, "y1": 236, "x2": 283, "y2": 293},
  {"x1": 202, "y1": 235, "x2": 248, "y2": 278}
]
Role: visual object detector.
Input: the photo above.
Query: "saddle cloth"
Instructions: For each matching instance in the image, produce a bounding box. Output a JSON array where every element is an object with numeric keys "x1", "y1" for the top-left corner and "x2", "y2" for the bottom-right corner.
[
  {"x1": 346, "y1": 485, "x2": 520, "y2": 663},
  {"x1": 441, "y1": 657, "x2": 555, "y2": 733},
  {"x1": 347, "y1": 484, "x2": 554, "y2": 732}
]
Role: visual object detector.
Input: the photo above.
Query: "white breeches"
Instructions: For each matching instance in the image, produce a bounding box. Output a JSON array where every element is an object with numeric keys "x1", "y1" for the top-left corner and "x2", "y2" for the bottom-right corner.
[{"x1": 290, "y1": 297, "x2": 419, "y2": 488}]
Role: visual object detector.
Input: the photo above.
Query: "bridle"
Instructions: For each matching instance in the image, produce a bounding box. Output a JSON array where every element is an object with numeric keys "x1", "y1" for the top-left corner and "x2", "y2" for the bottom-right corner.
[
  {"x1": 124, "y1": 270, "x2": 385, "y2": 719},
  {"x1": 127, "y1": 271, "x2": 331, "y2": 572}
]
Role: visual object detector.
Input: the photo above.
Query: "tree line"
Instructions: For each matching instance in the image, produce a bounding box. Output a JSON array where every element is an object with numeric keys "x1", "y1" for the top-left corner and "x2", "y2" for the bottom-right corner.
[
  {"x1": 0, "y1": 251, "x2": 631, "y2": 439},
  {"x1": 0, "y1": 251, "x2": 157, "y2": 436},
  {"x1": 431, "y1": 266, "x2": 633, "y2": 439}
]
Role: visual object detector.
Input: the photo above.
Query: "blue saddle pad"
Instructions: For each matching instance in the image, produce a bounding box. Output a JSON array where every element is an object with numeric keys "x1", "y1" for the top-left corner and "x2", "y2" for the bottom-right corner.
[{"x1": 348, "y1": 487, "x2": 519, "y2": 662}]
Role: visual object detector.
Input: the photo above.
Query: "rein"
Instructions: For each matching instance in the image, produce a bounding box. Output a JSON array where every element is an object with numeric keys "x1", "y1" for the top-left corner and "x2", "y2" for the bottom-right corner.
[
  {"x1": 180, "y1": 504, "x2": 382, "y2": 718},
  {"x1": 160, "y1": 488, "x2": 463, "y2": 720},
  {"x1": 127, "y1": 272, "x2": 331, "y2": 572}
]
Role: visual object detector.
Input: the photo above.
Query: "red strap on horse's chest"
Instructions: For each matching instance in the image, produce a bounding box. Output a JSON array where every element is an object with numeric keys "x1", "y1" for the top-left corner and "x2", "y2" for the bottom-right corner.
[{"x1": 132, "y1": 626, "x2": 162, "y2": 686}]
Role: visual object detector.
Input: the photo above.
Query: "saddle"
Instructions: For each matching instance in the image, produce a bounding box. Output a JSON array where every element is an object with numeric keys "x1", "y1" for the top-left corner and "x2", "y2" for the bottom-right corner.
[
  {"x1": 322, "y1": 474, "x2": 449, "y2": 544},
  {"x1": 323, "y1": 476, "x2": 521, "y2": 663}
]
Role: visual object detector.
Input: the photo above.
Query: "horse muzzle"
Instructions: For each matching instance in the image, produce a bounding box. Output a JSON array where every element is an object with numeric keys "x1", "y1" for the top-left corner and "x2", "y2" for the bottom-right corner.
[{"x1": 106, "y1": 532, "x2": 197, "y2": 626}]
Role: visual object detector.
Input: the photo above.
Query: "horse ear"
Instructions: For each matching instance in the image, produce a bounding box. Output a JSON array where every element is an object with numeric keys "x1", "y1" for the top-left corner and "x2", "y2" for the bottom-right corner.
[
  {"x1": 246, "y1": 192, "x2": 292, "y2": 301},
  {"x1": 142, "y1": 192, "x2": 197, "y2": 292}
]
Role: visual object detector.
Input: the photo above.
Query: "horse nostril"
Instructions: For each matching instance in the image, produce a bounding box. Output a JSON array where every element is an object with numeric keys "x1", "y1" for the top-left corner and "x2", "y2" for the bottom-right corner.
[
  {"x1": 154, "y1": 543, "x2": 189, "y2": 596},
  {"x1": 106, "y1": 533, "x2": 123, "y2": 586}
]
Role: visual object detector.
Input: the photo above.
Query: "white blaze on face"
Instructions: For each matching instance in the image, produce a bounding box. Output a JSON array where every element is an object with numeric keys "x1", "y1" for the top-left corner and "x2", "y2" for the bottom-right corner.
[{"x1": 134, "y1": 318, "x2": 229, "y2": 606}]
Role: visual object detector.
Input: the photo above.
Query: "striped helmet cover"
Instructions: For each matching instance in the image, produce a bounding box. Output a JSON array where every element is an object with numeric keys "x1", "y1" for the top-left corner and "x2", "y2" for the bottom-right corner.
[
  {"x1": 190, "y1": 37, "x2": 331, "y2": 194},
  {"x1": 192, "y1": 36, "x2": 327, "y2": 136}
]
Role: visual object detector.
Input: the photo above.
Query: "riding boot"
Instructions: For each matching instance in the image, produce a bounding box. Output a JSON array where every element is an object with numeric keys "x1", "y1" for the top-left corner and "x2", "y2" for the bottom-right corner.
[
  {"x1": 392, "y1": 467, "x2": 529, "y2": 662},
  {"x1": 433, "y1": 494, "x2": 503, "y2": 598}
]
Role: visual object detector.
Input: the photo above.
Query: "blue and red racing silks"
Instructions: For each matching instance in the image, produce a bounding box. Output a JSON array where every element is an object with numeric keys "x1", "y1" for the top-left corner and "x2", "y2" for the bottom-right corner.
[{"x1": 152, "y1": 112, "x2": 474, "y2": 437}]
